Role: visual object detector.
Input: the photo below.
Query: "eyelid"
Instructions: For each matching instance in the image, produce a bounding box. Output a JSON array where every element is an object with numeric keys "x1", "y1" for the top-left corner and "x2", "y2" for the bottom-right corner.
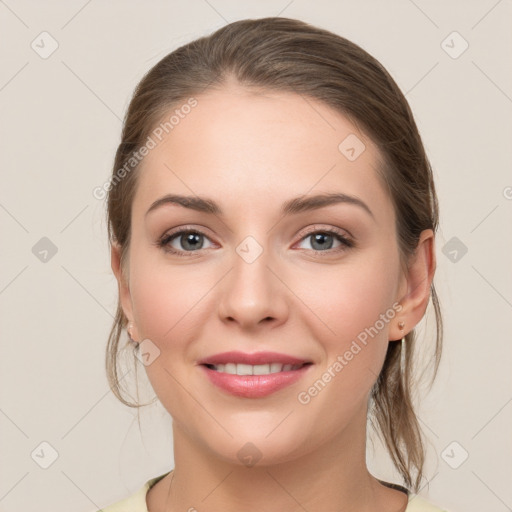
[
  {"x1": 297, "y1": 224, "x2": 352, "y2": 240},
  {"x1": 160, "y1": 224, "x2": 212, "y2": 237}
]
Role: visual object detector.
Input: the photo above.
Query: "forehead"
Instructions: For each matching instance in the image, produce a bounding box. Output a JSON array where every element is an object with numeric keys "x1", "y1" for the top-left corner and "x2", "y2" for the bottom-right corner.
[{"x1": 133, "y1": 85, "x2": 393, "y2": 225}]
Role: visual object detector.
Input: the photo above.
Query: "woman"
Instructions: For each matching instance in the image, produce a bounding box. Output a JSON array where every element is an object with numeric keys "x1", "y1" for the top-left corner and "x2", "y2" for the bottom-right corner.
[{"x1": 99, "y1": 16, "x2": 448, "y2": 512}]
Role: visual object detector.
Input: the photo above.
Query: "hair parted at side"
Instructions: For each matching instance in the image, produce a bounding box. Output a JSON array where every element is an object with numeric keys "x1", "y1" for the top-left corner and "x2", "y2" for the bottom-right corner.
[{"x1": 105, "y1": 16, "x2": 443, "y2": 493}]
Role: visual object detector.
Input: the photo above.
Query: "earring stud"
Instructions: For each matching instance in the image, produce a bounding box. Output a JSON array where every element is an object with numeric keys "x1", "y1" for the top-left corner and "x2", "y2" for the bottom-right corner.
[{"x1": 398, "y1": 321, "x2": 405, "y2": 330}]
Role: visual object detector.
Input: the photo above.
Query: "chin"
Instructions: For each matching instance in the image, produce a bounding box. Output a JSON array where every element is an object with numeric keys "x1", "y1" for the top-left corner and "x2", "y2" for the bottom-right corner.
[{"x1": 201, "y1": 430, "x2": 312, "y2": 468}]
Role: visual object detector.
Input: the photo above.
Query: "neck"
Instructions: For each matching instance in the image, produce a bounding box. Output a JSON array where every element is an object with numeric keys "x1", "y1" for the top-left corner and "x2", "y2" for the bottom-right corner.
[{"x1": 147, "y1": 403, "x2": 408, "y2": 512}]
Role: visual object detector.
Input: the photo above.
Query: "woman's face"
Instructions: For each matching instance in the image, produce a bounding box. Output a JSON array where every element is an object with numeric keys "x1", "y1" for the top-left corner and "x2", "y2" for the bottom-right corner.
[{"x1": 115, "y1": 83, "x2": 413, "y2": 465}]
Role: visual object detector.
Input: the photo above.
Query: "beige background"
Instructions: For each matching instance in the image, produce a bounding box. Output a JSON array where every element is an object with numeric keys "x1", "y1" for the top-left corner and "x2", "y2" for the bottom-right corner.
[{"x1": 1, "y1": 1, "x2": 511, "y2": 511}]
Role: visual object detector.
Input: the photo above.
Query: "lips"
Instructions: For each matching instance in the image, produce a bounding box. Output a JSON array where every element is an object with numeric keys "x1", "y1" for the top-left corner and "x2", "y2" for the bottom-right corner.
[
  {"x1": 198, "y1": 351, "x2": 314, "y2": 398},
  {"x1": 198, "y1": 350, "x2": 311, "y2": 366}
]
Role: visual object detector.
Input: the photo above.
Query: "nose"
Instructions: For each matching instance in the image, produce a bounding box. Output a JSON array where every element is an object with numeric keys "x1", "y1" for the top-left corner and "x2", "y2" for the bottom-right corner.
[{"x1": 217, "y1": 243, "x2": 289, "y2": 331}]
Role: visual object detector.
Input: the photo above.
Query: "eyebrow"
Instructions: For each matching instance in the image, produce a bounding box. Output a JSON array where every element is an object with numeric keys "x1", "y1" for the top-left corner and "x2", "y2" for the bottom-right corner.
[{"x1": 145, "y1": 192, "x2": 374, "y2": 219}]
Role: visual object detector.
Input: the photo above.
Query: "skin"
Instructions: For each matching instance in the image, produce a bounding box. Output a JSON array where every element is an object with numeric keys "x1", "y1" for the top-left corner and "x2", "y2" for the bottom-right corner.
[{"x1": 111, "y1": 81, "x2": 435, "y2": 512}]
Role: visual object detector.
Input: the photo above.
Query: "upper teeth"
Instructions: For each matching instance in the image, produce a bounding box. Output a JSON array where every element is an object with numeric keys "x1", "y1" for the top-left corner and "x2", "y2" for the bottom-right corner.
[{"x1": 210, "y1": 363, "x2": 303, "y2": 375}]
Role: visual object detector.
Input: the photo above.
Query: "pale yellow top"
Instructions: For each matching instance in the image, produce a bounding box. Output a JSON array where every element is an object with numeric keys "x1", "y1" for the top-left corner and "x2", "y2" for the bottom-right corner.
[{"x1": 95, "y1": 472, "x2": 450, "y2": 512}]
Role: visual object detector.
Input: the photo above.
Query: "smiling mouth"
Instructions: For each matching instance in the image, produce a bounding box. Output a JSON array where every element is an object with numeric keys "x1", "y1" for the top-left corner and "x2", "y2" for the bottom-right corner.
[{"x1": 202, "y1": 362, "x2": 312, "y2": 375}]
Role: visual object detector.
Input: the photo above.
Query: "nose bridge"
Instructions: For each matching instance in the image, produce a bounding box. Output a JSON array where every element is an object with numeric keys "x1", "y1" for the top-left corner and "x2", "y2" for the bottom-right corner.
[{"x1": 217, "y1": 233, "x2": 287, "y2": 326}]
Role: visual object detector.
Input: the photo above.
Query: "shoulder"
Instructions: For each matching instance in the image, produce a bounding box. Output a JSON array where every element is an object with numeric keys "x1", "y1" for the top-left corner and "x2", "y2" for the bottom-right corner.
[
  {"x1": 92, "y1": 472, "x2": 171, "y2": 512},
  {"x1": 406, "y1": 493, "x2": 452, "y2": 512},
  {"x1": 377, "y1": 479, "x2": 451, "y2": 512},
  {"x1": 95, "y1": 482, "x2": 149, "y2": 512}
]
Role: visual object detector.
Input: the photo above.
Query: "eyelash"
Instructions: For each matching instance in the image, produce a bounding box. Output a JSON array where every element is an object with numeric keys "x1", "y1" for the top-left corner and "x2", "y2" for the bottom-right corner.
[{"x1": 156, "y1": 225, "x2": 355, "y2": 258}]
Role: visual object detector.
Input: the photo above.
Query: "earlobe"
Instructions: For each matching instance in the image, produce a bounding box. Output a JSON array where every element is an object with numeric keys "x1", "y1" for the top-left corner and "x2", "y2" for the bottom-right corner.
[{"x1": 391, "y1": 229, "x2": 436, "y2": 340}]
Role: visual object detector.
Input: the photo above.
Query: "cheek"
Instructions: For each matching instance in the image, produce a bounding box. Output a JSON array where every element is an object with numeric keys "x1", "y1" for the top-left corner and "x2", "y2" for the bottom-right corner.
[
  {"x1": 129, "y1": 248, "x2": 213, "y2": 341},
  {"x1": 127, "y1": 258, "x2": 206, "y2": 419},
  {"x1": 298, "y1": 254, "x2": 397, "y2": 342},
  {"x1": 127, "y1": 252, "x2": 217, "y2": 404},
  {"x1": 292, "y1": 254, "x2": 398, "y2": 391}
]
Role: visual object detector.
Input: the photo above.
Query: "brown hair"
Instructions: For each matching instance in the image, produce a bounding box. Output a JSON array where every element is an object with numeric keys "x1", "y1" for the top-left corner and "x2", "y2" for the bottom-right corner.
[{"x1": 105, "y1": 17, "x2": 443, "y2": 493}]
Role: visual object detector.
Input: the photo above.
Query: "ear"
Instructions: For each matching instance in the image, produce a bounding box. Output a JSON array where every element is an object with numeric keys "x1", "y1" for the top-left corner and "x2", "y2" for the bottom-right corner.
[
  {"x1": 111, "y1": 243, "x2": 137, "y2": 338},
  {"x1": 389, "y1": 229, "x2": 436, "y2": 341}
]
